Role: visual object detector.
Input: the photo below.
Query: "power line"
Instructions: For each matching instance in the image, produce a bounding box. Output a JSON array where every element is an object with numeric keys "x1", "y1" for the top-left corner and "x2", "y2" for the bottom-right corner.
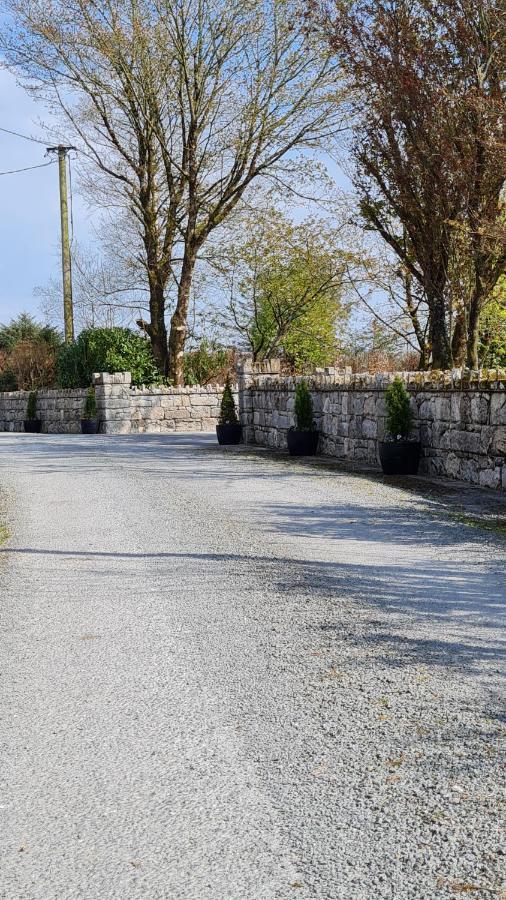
[
  {"x1": 0, "y1": 160, "x2": 57, "y2": 176},
  {"x1": 0, "y1": 125, "x2": 48, "y2": 145}
]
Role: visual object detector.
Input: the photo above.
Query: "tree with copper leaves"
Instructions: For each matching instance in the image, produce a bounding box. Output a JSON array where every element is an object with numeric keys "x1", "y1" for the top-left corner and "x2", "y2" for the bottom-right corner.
[{"x1": 308, "y1": 0, "x2": 506, "y2": 369}]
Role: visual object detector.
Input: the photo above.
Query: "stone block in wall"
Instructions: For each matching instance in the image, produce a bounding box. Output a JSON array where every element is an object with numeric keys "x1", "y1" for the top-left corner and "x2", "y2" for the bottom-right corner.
[
  {"x1": 443, "y1": 452, "x2": 462, "y2": 480},
  {"x1": 492, "y1": 426, "x2": 506, "y2": 456},
  {"x1": 435, "y1": 396, "x2": 451, "y2": 420},
  {"x1": 418, "y1": 398, "x2": 435, "y2": 420},
  {"x1": 450, "y1": 394, "x2": 463, "y2": 423},
  {"x1": 351, "y1": 395, "x2": 364, "y2": 415},
  {"x1": 146, "y1": 406, "x2": 165, "y2": 421},
  {"x1": 362, "y1": 418, "x2": 377, "y2": 439},
  {"x1": 363, "y1": 394, "x2": 376, "y2": 417},
  {"x1": 478, "y1": 467, "x2": 502, "y2": 489},
  {"x1": 446, "y1": 429, "x2": 482, "y2": 454},
  {"x1": 190, "y1": 394, "x2": 214, "y2": 406},
  {"x1": 471, "y1": 394, "x2": 490, "y2": 425},
  {"x1": 490, "y1": 394, "x2": 506, "y2": 425}
]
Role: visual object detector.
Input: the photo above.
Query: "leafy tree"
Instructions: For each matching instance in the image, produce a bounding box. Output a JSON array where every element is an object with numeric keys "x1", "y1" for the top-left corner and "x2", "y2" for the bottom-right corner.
[
  {"x1": 0, "y1": 313, "x2": 62, "y2": 389},
  {"x1": 56, "y1": 328, "x2": 162, "y2": 388},
  {"x1": 219, "y1": 212, "x2": 349, "y2": 369},
  {"x1": 5, "y1": 0, "x2": 344, "y2": 383},
  {"x1": 312, "y1": 0, "x2": 506, "y2": 369},
  {"x1": 0, "y1": 313, "x2": 61, "y2": 352},
  {"x1": 183, "y1": 341, "x2": 233, "y2": 386},
  {"x1": 281, "y1": 297, "x2": 343, "y2": 373},
  {"x1": 8, "y1": 339, "x2": 58, "y2": 390},
  {"x1": 479, "y1": 278, "x2": 506, "y2": 367}
]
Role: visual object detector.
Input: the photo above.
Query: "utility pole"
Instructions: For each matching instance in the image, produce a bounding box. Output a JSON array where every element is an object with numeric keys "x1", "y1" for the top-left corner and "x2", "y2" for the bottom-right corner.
[{"x1": 47, "y1": 145, "x2": 76, "y2": 343}]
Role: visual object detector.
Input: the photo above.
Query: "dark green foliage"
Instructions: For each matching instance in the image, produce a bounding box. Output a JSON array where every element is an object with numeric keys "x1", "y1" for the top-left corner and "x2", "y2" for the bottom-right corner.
[
  {"x1": 0, "y1": 313, "x2": 61, "y2": 352},
  {"x1": 219, "y1": 375, "x2": 238, "y2": 425},
  {"x1": 385, "y1": 377, "x2": 413, "y2": 440},
  {"x1": 56, "y1": 328, "x2": 162, "y2": 388},
  {"x1": 0, "y1": 370, "x2": 17, "y2": 391},
  {"x1": 83, "y1": 386, "x2": 97, "y2": 419},
  {"x1": 26, "y1": 390, "x2": 38, "y2": 420},
  {"x1": 183, "y1": 341, "x2": 232, "y2": 386},
  {"x1": 294, "y1": 380, "x2": 315, "y2": 431}
]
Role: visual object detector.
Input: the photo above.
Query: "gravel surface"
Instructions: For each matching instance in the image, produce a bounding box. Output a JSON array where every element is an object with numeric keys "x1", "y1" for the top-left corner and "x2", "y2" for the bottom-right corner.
[{"x1": 0, "y1": 432, "x2": 504, "y2": 900}]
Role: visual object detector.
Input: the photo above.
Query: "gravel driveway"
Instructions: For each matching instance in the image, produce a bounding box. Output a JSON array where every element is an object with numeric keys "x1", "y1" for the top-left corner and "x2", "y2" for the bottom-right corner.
[{"x1": 0, "y1": 432, "x2": 504, "y2": 900}]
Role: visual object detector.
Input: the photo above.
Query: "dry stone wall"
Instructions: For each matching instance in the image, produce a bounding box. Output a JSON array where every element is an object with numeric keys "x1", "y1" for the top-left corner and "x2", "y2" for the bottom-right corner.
[
  {"x1": 1, "y1": 362, "x2": 504, "y2": 491},
  {"x1": 0, "y1": 387, "x2": 88, "y2": 433},
  {"x1": 238, "y1": 360, "x2": 506, "y2": 491},
  {"x1": 130, "y1": 384, "x2": 230, "y2": 433},
  {"x1": 0, "y1": 373, "x2": 230, "y2": 436}
]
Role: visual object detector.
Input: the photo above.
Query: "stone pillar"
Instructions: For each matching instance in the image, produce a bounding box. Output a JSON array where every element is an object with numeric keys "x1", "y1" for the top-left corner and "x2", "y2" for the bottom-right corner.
[
  {"x1": 93, "y1": 372, "x2": 132, "y2": 434},
  {"x1": 237, "y1": 357, "x2": 255, "y2": 443}
]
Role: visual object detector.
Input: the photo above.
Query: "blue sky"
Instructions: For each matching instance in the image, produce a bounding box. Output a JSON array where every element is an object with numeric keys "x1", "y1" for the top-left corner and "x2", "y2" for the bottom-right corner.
[
  {"x1": 0, "y1": 70, "x2": 92, "y2": 325},
  {"x1": 0, "y1": 68, "x2": 356, "y2": 332}
]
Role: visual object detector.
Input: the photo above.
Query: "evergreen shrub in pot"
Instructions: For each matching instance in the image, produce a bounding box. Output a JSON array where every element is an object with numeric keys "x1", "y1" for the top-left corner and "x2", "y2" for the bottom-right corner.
[
  {"x1": 287, "y1": 380, "x2": 319, "y2": 456},
  {"x1": 378, "y1": 377, "x2": 421, "y2": 475},
  {"x1": 216, "y1": 375, "x2": 242, "y2": 445},
  {"x1": 81, "y1": 386, "x2": 99, "y2": 434},
  {"x1": 23, "y1": 390, "x2": 42, "y2": 433}
]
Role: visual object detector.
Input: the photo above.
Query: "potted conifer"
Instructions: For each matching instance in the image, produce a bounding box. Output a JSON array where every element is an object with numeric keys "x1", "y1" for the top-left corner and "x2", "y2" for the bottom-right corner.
[
  {"x1": 378, "y1": 377, "x2": 421, "y2": 475},
  {"x1": 23, "y1": 391, "x2": 42, "y2": 433},
  {"x1": 216, "y1": 375, "x2": 242, "y2": 444},
  {"x1": 81, "y1": 386, "x2": 99, "y2": 434},
  {"x1": 287, "y1": 380, "x2": 319, "y2": 456}
]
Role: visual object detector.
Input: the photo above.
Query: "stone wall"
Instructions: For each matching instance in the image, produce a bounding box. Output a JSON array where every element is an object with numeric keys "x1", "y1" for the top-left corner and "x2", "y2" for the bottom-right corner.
[
  {"x1": 0, "y1": 387, "x2": 88, "y2": 433},
  {"x1": 0, "y1": 374, "x2": 230, "y2": 436},
  {"x1": 2, "y1": 364, "x2": 504, "y2": 491},
  {"x1": 130, "y1": 384, "x2": 230, "y2": 433},
  {"x1": 238, "y1": 360, "x2": 506, "y2": 491}
]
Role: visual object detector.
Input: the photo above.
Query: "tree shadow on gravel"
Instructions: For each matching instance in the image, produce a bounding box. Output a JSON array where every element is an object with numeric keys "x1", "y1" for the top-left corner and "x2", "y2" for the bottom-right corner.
[
  {"x1": 1, "y1": 547, "x2": 505, "y2": 672},
  {"x1": 0, "y1": 433, "x2": 299, "y2": 482},
  {"x1": 266, "y1": 501, "x2": 506, "y2": 549}
]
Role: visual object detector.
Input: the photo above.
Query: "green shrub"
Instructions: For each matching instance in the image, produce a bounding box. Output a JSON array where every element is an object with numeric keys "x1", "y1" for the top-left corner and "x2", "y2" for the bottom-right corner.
[
  {"x1": 293, "y1": 380, "x2": 315, "y2": 431},
  {"x1": 26, "y1": 390, "x2": 38, "y2": 420},
  {"x1": 57, "y1": 328, "x2": 162, "y2": 388},
  {"x1": 183, "y1": 341, "x2": 232, "y2": 386},
  {"x1": 0, "y1": 313, "x2": 61, "y2": 352},
  {"x1": 385, "y1": 377, "x2": 413, "y2": 440},
  {"x1": 219, "y1": 374, "x2": 239, "y2": 425},
  {"x1": 0, "y1": 369, "x2": 17, "y2": 391},
  {"x1": 83, "y1": 386, "x2": 97, "y2": 419}
]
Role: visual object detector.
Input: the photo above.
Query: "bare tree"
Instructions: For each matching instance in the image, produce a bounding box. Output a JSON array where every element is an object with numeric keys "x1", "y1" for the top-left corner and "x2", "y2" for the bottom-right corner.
[
  {"x1": 3, "y1": 0, "x2": 345, "y2": 382},
  {"x1": 34, "y1": 242, "x2": 148, "y2": 332}
]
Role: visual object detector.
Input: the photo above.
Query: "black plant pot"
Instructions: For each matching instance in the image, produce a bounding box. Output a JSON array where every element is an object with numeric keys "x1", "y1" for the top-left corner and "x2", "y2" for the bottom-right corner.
[
  {"x1": 23, "y1": 419, "x2": 42, "y2": 434},
  {"x1": 216, "y1": 423, "x2": 242, "y2": 445},
  {"x1": 378, "y1": 440, "x2": 421, "y2": 476},
  {"x1": 287, "y1": 429, "x2": 319, "y2": 457},
  {"x1": 81, "y1": 418, "x2": 99, "y2": 435}
]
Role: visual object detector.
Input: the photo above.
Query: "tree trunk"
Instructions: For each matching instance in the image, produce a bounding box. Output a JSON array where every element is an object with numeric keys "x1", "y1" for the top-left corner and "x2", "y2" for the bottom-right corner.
[
  {"x1": 168, "y1": 246, "x2": 198, "y2": 386},
  {"x1": 466, "y1": 290, "x2": 481, "y2": 370},
  {"x1": 147, "y1": 281, "x2": 168, "y2": 375},
  {"x1": 451, "y1": 308, "x2": 467, "y2": 367},
  {"x1": 429, "y1": 296, "x2": 452, "y2": 369}
]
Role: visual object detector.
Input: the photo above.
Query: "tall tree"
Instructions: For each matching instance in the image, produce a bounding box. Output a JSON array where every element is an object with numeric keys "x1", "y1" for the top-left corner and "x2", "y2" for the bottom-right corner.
[
  {"x1": 4, "y1": 0, "x2": 344, "y2": 383},
  {"x1": 216, "y1": 211, "x2": 349, "y2": 366},
  {"x1": 309, "y1": 0, "x2": 506, "y2": 369}
]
